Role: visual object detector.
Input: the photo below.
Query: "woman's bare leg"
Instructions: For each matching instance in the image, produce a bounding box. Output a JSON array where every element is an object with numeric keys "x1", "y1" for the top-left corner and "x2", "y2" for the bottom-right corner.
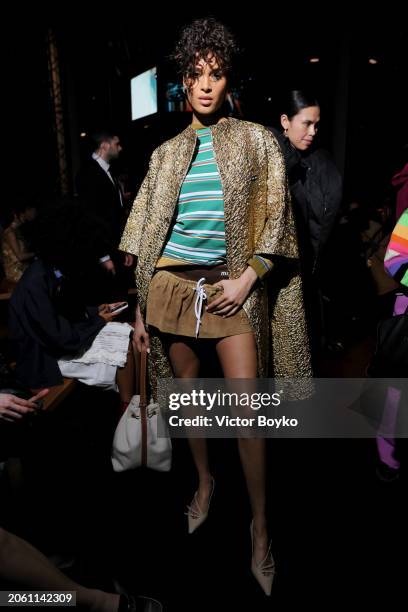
[
  {"x1": 216, "y1": 333, "x2": 269, "y2": 564},
  {"x1": 0, "y1": 528, "x2": 119, "y2": 612},
  {"x1": 167, "y1": 337, "x2": 213, "y2": 511}
]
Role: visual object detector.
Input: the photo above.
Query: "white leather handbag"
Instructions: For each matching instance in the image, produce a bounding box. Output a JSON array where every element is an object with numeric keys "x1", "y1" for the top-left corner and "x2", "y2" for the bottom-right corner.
[{"x1": 111, "y1": 348, "x2": 172, "y2": 472}]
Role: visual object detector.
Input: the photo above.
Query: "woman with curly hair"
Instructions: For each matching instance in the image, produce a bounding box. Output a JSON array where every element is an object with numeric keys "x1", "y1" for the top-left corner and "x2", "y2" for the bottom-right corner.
[{"x1": 121, "y1": 18, "x2": 311, "y2": 595}]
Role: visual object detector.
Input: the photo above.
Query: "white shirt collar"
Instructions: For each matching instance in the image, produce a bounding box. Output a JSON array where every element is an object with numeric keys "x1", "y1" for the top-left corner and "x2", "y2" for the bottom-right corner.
[{"x1": 92, "y1": 152, "x2": 111, "y2": 175}]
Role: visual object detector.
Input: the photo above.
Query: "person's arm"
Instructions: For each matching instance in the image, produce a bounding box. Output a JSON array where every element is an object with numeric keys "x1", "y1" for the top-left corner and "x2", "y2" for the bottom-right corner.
[
  {"x1": 247, "y1": 255, "x2": 274, "y2": 281},
  {"x1": 97, "y1": 303, "x2": 127, "y2": 322},
  {"x1": 119, "y1": 148, "x2": 159, "y2": 257},
  {"x1": 123, "y1": 253, "x2": 134, "y2": 267},
  {"x1": 18, "y1": 280, "x2": 105, "y2": 357},
  {"x1": 206, "y1": 266, "x2": 258, "y2": 317},
  {"x1": 253, "y1": 129, "x2": 298, "y2": 261},
  {"x1": 0, "y1": 527, "x2": 121, "y2": 610},
  {"x1": 208, "y1": 256, "x2": 274, "y2": 317},
  {"x1": 100, "y1": 258, "x2": 116, "y2": 274},
  {"x1": 208, "y1": 131, "x2": 297, "y2": 317},
  {"x1": 132, "y1": 303, "x2": 150, "y2": 353},
  {"x1": 0, "y1": 389, "x2": 48, "y2": 422},
  {"x1": 4, "y1": 230, "x2": 34, "y2": 262}
]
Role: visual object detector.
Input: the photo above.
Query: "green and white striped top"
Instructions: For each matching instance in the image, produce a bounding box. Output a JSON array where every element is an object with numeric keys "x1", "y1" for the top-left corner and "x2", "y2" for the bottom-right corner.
[{"x1": 161, "y1": 127, "x2": 226, "y2": 265}]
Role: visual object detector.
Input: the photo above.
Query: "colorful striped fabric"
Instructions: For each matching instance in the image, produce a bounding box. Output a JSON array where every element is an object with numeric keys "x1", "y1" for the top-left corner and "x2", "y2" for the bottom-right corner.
[
  {"x1": 247, "y1": 255, "x2": 274, "y2": 280},
  {"x1": 384, "y1": 209, "x2": 408, "y2": 288},
  {"x1": 162, "y1": 127, "x2": 226, "y2": 265}
]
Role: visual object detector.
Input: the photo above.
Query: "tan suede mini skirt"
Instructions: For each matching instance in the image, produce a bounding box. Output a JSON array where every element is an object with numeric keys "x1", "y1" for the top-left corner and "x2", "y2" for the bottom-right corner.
[{"x1": 146, "y1": 266, "x2": 252, "y2": 339}]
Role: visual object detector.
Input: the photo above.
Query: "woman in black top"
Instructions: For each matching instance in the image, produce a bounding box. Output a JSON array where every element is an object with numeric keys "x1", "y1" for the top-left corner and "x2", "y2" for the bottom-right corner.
[
  {"x1": 270, "y1": 90, "x2": 342, "y2": 274},
  {"x1": 270, "y1": 91, "x2": 342, "y2": 363}
]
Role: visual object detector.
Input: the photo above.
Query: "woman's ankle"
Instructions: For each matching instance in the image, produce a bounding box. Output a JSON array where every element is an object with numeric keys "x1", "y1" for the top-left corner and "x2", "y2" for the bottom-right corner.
[
  {"x1": 198, "y1": 473, "x2": 213, "y2": 488},
  {"x1": 252, "y1": 517, "x2": 268, "y2": 536}
]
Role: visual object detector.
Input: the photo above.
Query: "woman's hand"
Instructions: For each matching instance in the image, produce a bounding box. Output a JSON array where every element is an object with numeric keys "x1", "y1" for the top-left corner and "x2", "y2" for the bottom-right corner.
[
  {"x1": 0, "y1": 389, "x2": 49, "y2": 422},
  {"x1": 98, "y1": 303, "x2": 123, "y2": 322},
  {"x1": 206, "y1": 266, "x2": 258, "y2": 317},
  {"x1": 123, "y1": 254, "x2": 134, "y2": 267},
  {"x1": 132, "y1": 304, "x2": 150, "y2": 353},
  {"x1": 101, "y1": 259, "x2": 116, "y2": 275}
]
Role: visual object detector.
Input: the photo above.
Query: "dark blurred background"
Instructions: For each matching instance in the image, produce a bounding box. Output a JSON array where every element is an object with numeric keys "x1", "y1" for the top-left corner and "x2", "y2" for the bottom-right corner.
[{"x1": 4, "y1": 10, "x2": 407, "y2": 219}]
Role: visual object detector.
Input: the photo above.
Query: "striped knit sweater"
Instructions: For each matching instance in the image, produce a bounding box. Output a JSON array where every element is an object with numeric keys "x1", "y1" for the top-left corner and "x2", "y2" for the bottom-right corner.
[
  {"x1": 162, "y1": 127, "x2": 226, "y2": 265},
  {"x1": 159, "y1": 126, "x2": 273, "y2": 279}
]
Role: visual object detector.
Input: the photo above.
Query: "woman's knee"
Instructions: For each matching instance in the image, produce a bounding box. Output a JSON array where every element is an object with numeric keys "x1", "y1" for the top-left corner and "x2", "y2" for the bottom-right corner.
[
  {"x1": 167, "y1": 339, "x2": 201, "y2": 377},
  {"x1": 216, "y1": 333, "x2": 258, "y2": 378}
]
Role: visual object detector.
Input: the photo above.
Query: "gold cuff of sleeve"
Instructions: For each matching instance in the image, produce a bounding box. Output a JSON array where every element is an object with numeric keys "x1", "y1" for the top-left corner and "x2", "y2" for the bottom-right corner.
[{"x1": 247, "y1": 256, "x2": 274, "y2": 280}]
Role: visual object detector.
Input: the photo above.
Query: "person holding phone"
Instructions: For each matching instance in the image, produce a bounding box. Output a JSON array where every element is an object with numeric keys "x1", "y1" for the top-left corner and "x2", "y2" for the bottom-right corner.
[
  {"x1": 0, "y1": 389, "x2": 48, "y2": 422},
  {"x1": 107, "y1": 301, "x2": 128, "y2": 314},
  {"x1": 0, "y1": 354, "x2": 161, "y2": 612},
  {"x1": 9, "y1": 201, "x2": 135, "y2": 412}
]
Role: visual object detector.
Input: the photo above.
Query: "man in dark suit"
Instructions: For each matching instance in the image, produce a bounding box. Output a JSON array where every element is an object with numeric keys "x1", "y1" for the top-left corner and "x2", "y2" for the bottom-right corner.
[{"x1": 76, "y1": 130, "x2": 133, "y2": 303}]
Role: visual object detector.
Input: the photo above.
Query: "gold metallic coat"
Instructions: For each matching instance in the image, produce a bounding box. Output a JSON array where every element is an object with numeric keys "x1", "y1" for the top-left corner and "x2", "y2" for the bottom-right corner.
[
  {"x1": 120, "y1": 118, "x2": 312, "y2": 393},
  {"x1": 1, "y1": 227, "x2": 28, "y2": 284}
]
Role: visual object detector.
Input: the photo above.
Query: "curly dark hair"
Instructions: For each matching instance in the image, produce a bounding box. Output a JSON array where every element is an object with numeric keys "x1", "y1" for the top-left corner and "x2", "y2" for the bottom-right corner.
[{"x1": 172, "y1": 17, "x2": 238, "y2": 81}]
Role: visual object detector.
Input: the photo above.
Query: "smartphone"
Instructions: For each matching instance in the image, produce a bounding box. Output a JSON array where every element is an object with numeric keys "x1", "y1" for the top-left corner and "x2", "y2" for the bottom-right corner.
[{"x1": 109, "y1": 302, "x2": 128, "y2": 314}]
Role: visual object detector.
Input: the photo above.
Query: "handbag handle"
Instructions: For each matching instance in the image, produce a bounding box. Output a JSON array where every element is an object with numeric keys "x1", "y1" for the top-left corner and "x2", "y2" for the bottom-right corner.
[
  {"x1": 138, "y1": 347, "x2": 149, "y2": 467},
  {"x1": 139, "y1": 347, "x2": 148, "y2": 409}
]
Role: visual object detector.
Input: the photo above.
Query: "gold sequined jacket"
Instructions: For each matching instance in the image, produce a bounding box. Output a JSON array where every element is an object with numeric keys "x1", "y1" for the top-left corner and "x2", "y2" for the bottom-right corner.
[
  {"x1": 120, "y1": 118, "x2": 312, "y2": 392},
  {"x1": 1, "y1": 227, "x2": 29, "y2": 284}
]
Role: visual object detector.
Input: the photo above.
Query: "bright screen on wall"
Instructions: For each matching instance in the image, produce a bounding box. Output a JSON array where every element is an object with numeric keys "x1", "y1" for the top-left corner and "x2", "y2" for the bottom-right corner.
[{"x1": 131, "y1": 67, "x2": 158, "y2": 120}]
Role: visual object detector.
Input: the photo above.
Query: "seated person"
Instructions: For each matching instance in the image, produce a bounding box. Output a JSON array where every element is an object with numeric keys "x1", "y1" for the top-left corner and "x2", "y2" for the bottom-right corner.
[
  {"x1": 0, "y1": 359, "x2": 161, "y2": 612},
  {"x1": 8, "y1": 201, "x2": 135, "y2": 412},
  {"x1": 1, "y1": 201, "x2": 37, "y2": 287},
  {"x1": 0, "y1": 526, "x2": 162, "y2": 612}
]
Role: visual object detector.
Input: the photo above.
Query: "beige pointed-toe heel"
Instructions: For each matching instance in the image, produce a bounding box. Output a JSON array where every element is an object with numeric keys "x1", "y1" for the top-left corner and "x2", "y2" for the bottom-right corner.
[
  {"x1": 250, "y1": 520, "x2": 275, "y2": 596},
  {"x1": 185, "y1": 477, "x2": 215, "y2": 534}
]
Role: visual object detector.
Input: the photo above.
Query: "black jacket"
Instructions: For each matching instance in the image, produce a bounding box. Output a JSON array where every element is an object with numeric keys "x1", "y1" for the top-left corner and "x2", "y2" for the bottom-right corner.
[
  {"x1": 9, "y1": 260, "x2": 105, "y2": 388},
  {"x1": 76, "y1": 159, "x2": 124, "y2": 254},
  {"x1": 270, "y1": 128, "x2": 342, "y2": 271}
]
